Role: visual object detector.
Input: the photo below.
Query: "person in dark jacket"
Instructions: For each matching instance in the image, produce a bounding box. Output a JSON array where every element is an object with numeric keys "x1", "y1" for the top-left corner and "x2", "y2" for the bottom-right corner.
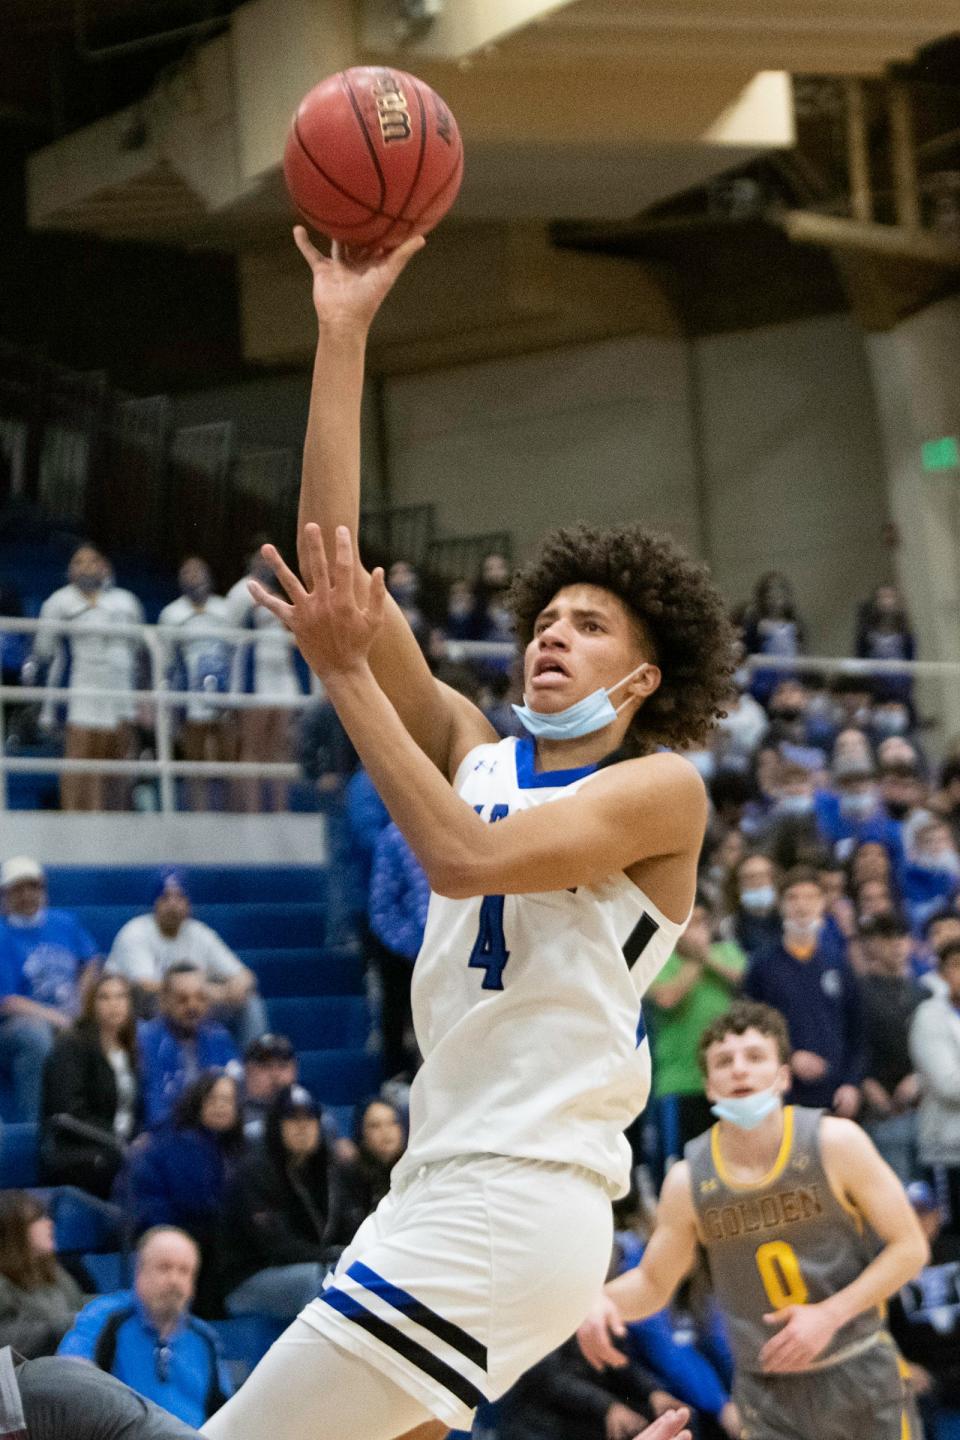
[
  {"x1": 335, "y1": 1099, "x2": 406, "y2": 1242},
  {"x1": 221, "y1": 1085, "x2": 343, "y2": 1320},
  {"x1": 120, "y1": 1071, "x2": 244, "y2": 1317},
  {"x1": 725, "y1": 853, "x2": 780, "y2": 959},
  {"x1": 40, "y1": 973, "x2": 141, "y2": 1199},
  {"x1": 0, "y1": 1347, "x2": 204, "y2": 1440}
]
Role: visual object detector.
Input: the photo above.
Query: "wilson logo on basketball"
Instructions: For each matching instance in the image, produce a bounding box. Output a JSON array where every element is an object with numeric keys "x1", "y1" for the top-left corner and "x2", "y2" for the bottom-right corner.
[
  {"x1": 434, "y1": 99, "x2": 454, "y2": 147},
  {"x1": 373, "y1": 73, "x2": 412, "y2": 145}
]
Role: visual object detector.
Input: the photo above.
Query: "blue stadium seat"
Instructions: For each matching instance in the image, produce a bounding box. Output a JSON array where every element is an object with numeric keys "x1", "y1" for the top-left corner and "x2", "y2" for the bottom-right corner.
[
  {"x1": 326, "y1": 1104, "x2": 357, "y2": 1140},
  {"x1": 240, "y1": 948, "x2": 365, "y2": 998},
  {"x1": 0, "y1": 1123, "x2": 39, "y2": 1188},
  {"x1": 210, "y1": 1316, "x2": 285, "y2": 1386},
  {"x1": 265, "y1": 996, "x2": 370, "y2": 1051},
  {"x1": 81, "y1": 1252, "x2": 126, "y2": 1293},
  {"x1": 50, "y1": 1187, "x2": 123, "y2": 1253},
  {"x1": 46, "y1": 866, "x2": 327, "y2": 907},
  {"x1": 296, "y1": 1050, "x2": 383, "y2": 1107}
]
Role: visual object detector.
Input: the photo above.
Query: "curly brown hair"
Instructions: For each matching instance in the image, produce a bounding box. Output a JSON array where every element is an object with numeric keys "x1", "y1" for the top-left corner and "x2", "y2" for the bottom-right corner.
[{"x1": 509, "y1": 524, "x2": 736, "y2": 751}]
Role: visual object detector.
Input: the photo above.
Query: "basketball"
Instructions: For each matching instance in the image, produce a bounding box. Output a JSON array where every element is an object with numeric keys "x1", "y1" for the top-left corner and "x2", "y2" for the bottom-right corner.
[{"x1": 283, "y1": 66, "x2": 464, "y2": 250}]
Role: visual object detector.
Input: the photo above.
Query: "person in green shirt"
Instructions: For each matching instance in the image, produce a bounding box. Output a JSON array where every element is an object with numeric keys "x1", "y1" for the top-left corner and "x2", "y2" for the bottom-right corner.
[{"x1": 648, "y1": 898, "x2": 747, "y2": 1168}]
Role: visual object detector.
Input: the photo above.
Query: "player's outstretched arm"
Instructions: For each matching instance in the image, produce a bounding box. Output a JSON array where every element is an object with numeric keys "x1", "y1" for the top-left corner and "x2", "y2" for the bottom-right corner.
[
  {"x1": 578, "y1": 1163, "x2": 700, "y2": 1371},
  {"x1": 293, "y1": 227, "x2": 494, "y2": 775},
  {"x1": 759, "y1": 1118, "x2": 929, "y2": 1374}
]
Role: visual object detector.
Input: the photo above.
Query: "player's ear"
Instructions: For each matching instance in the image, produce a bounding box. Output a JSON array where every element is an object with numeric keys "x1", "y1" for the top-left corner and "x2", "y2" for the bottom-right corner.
[
  {"x1": 629, "y1": 664, "x2": 661, "y2": 703},
  {"x1": 775, "y1": 1063, "x2": 791, "y2": 1096}
]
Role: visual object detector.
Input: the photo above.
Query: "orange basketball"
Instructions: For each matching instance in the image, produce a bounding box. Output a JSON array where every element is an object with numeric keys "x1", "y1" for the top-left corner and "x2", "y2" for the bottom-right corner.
[{"x1": 283, "y1": 66, "x2": 464, "y2": 249}]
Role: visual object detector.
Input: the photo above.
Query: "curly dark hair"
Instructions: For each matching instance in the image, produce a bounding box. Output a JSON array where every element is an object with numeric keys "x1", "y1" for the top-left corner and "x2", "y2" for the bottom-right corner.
[{"x1": 509, "y1": 524, "x2": 737, "y2": 751}]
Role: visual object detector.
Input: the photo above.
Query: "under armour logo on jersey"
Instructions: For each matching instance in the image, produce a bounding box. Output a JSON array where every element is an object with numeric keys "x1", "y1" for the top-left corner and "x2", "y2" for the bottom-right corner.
[
  {"x1": 700, "y1": 1178, "x2": 720, "y2": 1195},
  {"x1": 472, "y1": 759, "x2": 494, "y2": 774},
  {"x1": 791, "y1": 1154, "x2": 810, "y2": 1173}
]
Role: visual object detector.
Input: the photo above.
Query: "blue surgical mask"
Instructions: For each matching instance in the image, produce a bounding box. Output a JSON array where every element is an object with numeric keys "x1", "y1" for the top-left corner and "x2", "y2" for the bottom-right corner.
[
  {"x1": 512, "y1": 664, "x2": 649, "y2": 741},
  {"x1": 711, "y1": 1086, "x2": 780, "y2": 1130},
  {"x1": 778, "y1": 793, "x2": 814, "y2": 817},
  {"x1": 915, "y1": 851, "x2": 960, "y2": 878},
  {"x1": 840, "y1": 791, "x2": 877, "y2": 819},
  {"x1": 741, "y1": 885, "x2": 776, "y2": 914}
]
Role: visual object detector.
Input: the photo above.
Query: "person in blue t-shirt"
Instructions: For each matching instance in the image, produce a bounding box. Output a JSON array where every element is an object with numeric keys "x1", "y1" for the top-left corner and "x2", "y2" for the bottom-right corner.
[
  {"x1": 0, "y1": 856, "x2": 101, "y2": 1120},
  {"x1": 58, "y1": 1226, "x2": 231, "y2": 1428},
  {"x1": 138, "y1": 965, "x2": 238, "y2": 1130}
]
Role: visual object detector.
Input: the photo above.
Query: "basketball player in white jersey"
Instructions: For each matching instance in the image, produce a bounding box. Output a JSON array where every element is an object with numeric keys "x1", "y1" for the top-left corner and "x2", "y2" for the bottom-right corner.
[
  {"x1": 202, "y1": 234, "x2": 736, "y2": 1440},
  {"x1": 578, "y1": 1001, "x2": 929, "y2": 1438}
]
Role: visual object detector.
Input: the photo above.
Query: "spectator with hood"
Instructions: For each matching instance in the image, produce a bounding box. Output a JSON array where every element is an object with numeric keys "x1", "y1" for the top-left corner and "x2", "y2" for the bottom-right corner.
[{"x1": 221, "y1": 1086, "x2": 343, "y2": 1320}]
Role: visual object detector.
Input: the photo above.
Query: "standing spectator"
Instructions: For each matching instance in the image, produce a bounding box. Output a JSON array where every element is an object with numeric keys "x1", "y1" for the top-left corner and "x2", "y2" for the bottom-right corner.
[
  {"x1": 744, "y1": 866, "x2": 864, "y2": 1114},
  {"x1": 158, "y1": 559, "x2": 232, "y2": 814},
  {"x1": 725, "y1": 852, "x2": 780, "y2": 959},
  {"x1": 0, "y1": 856, "x2": 101, "y2": 1120},
  {"x1": 442, "y1": 580, "x2": 475, "y2": 642},
  {"x1": 225, "y1": 542, "x2": 305, "y2": 813},
  {"x1": 30, "y1": 543, "x2": 143, "y2": 812},
  {"x1": 106, "y1": 871, "x2": 266, "y2": 1050},
  {"x1": 386, "y1": 562, "x2": 429, "y2": 651},
  {"x1": 739, "y1": 571, "x2": 805, "y2": 705},
  {"x1": 40, "y1": 973, "x2": 141, "y2": 1199},
  {"x1": 138, "y1": 966, "x2": 238, "y2": 1130},
  {"x1": 334, "y1": 1099, "x2": 406, "y2": 1240},
  {"x1": 858, "y1": 913, "x2": 925, "y2": 1184},
  {"x1": 58, "y1": 1226, "x2": 231, "y2": 1427},
  {"x1": 647, "y1": 901, "x2": 746, "y2": 1164},
  {"x1": 856, "y1": 584, "x2": 915, "y2": 706},
  {"x1": 368, "y1": 822, "x2": 429, "y2": 1080},
  {"x1": 238, "y1": 1033, "x2": 297, "y2": 1141},
  {"x1": 0, "y1": 1192, "x2": 83, "y2": 1357},
  {"x1": 469, "y1": 551, "x2": 515, "y2": 673},
  {"x1": 910, "y1": 940, "x2": 960, "y2": 1233},
  {"x1": 221, "y1": 1086, "x2": 341, "y2": 1320}
]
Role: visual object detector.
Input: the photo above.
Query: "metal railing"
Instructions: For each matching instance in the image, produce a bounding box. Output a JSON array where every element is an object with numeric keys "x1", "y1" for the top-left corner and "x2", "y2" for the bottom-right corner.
[{"x1": 1, "y1": 613, "x2": 956, "y2": 812}]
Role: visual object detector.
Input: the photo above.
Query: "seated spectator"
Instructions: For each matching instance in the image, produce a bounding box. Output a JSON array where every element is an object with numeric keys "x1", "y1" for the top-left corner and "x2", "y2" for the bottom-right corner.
[
  {"x1": 829, "y1": 673, "x2": 875, "y2": 734},
  {"x1": 238, "y1": 1032, "x2": 297, "y2": 1141},
  {"x1": 910, "y1": 940, "x2": 960, "y2": 1234},
  {"x1": 138, "y1": 966, "x2": 238, "y2": 1130},
  {"x1": 855, "y1": 583, "x2": 915, "y2": 706},
  {"x1": 763, "y1": 679, "x2": 816, "y2": 753},
  {"x1": 879, "y1": 759, "x2": 926, "y2": 825},
  {"x1": 0, "y1": 1192, "x2": 83, "y2": 1357},
  {"x1": 858, "y1": 913, "x2": 925, "y2": 1184},
  {"x1": 759, "y1": 760, "x2": 823, "y2": 872},
  {"x1": 0, "y1": 1348, "x2": 208, "y2": 1439},
  {"x1": 386, "y1": 561, "x2": 429, "y2": 651},
  {"x1": 647, "y1": 900, "x2": 746, "y2": 1165},
  {"x1": 221, "y1": 1086, "x2": 342, "y2": 1320},
  {"x1": 107, "y1": 871, "x2": 265, "y2": 1050},
  {"x1": 442, "y1": 579, "x2": 475, "y2": 642},
  {"x1": 58, "y1": 1226, "x2": 231, "y2": 1428},
  {"x1": 902, "y1": 812, "x2": 960, "y2": 932},
  {"x1": 712, "y1": 670, "x2": 767, "y2": 771},
  {"x1": 122, "y1": 1072, "x2": 244, "y2": 1316},
  {"x1": 499, "y1": 1331, "x2": 687, "y2": 1440},
  {"x1": 31, "y1": 543, "x2": 143, "y2": 813},
  {"x1": 368, "y1": 822, "x2": 429, "y2": 1080},
  {"x1": 698, "y1": 832, "x2": 746, "y2": 918},
  {"x1": 816, "y1": 858, "x2": 857, "y2": 946},
  {"x1": 924, "y1": 908, "x2": 960, "y2": 967},
  {"x1": 724, "y1": 852, "x2": 780, "y2": 958},
  {"x1": 744, "y1": 866, "x2": 864, "y2": 1115},
  {"x1": 889, "y1": 1180, "x2": 960, "y2": 1437},
  {"x1": 40, "y1": 973, "x2": 141, "y2": 1199},
  {"x1": 831, "y1": 725, "x2": 876, "y2": 773},
  {"x1": 706, "y1": 773, "x2": 754, "y2": 845},
  {"x1": 814, "y1": 758, "x2": 891, "y2": 857},
  {"x1": 0, "y1": 855, "x2": 101, "y2": 1120},
  {"x1": 158, "y1": 558, "x2": 232, "y2": 814},
  {"x1": 335, "y1": 1098, "x2": 406, "y2": 1241},
  {"x1": 848, "y1": 837, "x2": 896, "y2": 891}
]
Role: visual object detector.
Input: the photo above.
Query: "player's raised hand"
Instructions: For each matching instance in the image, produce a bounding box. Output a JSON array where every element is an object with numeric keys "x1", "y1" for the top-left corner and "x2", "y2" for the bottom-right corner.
[
  {"x1": 576, "y1": 1294, "x2": 629, "y2": 1371},
  {"x1": 759, "y1": 1302, "x2": 839, "y2": 1372},
  {"x1": 294, "y1": 225, "x2": 425, "y2": 334},
  {"x1": 248, "y1": 523, "x2": 386, "y2": 679}
]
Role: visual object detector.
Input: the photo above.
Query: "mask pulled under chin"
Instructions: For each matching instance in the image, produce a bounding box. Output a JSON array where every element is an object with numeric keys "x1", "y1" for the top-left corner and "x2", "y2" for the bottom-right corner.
[
  {"x1": 711, "y1": 1086, "x2": 780, "y2": 1130},
  {"x1": 511, "y1": 664, "x2": 648, "y2": 742}
]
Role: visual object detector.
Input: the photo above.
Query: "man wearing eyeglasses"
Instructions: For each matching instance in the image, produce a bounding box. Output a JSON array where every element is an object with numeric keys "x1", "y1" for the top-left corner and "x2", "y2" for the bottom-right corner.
[{"x1": 56, "y1": 1227, "x2": 231, "y2": 1429}]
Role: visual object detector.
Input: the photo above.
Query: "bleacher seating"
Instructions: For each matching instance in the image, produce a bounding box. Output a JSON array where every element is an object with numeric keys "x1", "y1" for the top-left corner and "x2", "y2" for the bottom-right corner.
[{"x1": 0, "y1": 864, "x2": 382, "y2": 1140}]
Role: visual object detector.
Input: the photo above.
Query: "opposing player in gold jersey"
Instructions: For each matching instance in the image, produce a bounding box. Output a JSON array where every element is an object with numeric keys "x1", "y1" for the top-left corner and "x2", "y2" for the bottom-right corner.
[{"x1": 579, "y1": 1001, "x2": 929, "y2": 1440}]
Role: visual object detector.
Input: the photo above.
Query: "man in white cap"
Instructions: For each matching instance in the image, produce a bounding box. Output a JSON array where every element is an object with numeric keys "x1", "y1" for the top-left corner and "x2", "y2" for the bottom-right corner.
[{"x1": 0, "y1": 857, "x2": 101, "y2": 1120}]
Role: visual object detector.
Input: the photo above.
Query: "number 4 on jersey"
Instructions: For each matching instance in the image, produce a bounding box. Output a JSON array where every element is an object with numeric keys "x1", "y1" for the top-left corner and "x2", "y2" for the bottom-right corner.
[{"x1": 469, "y1": 803, "x2": 510, "y2": 991}]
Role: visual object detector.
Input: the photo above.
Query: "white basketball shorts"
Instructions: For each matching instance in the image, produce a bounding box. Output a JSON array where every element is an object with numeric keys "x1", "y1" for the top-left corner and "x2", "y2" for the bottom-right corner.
[{"x1": 300, "y1": 1151, "x2": 614, "y2": 1430}]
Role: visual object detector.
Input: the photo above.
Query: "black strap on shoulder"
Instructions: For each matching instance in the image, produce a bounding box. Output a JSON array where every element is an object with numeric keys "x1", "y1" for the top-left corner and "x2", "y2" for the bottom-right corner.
[
  {"x1": 187, "y1": 1320, "x2": 227, "y2": 1417},
  {"x1": 93, "y1": 1305, "x2": 136, "y2": 1375}
]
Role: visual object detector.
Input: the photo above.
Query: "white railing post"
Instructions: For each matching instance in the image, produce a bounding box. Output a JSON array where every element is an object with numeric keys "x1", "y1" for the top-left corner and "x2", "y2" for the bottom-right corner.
[{"x1": 146, "y1": 628, "x2": 176, "y2": 815}]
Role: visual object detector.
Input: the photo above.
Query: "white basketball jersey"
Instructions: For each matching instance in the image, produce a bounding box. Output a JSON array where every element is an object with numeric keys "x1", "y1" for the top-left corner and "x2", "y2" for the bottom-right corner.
[{"x1": 394, "y1": 735, "x2": 687, "y2": 1198}]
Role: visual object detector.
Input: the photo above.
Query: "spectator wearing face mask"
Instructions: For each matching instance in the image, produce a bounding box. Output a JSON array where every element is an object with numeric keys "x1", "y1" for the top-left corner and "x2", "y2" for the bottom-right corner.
[
  {"x1": 469, "y1": 551, "x2": 515, "y2": 677},
  {"x1": 759, "y1": 759, "x2": 825, "y2": 872},
  {"x1": 29, "y1": 544, "x2": 144, "y2": 812},
  {"x1": 158, "y1": 559, "x2": 232, "y2": 814},
  {"x1": 858, "y1": 913, "x2": 926, "y2": 1184},
  {"x1": 744, "y1": 866, "x2": 864, "y2": 1115},
  {"x1": 902, "y1": 812, "x2": 960, "y2": 932},
  {"x1": 856, "y1": 584, "x2": 915, "y2": 708},
  {"x1": 725, "y1": 852, "x2": 781, "y2": 957},
  {"x1": 738, "y1": 571, "x2": 805, "y2": 705},
  {"x1": 814, "y1": 758, "x2": 900, "y2": 860},
  {"x1": 910, "y1": 940, "x2": 960, "y2": 1235}
]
